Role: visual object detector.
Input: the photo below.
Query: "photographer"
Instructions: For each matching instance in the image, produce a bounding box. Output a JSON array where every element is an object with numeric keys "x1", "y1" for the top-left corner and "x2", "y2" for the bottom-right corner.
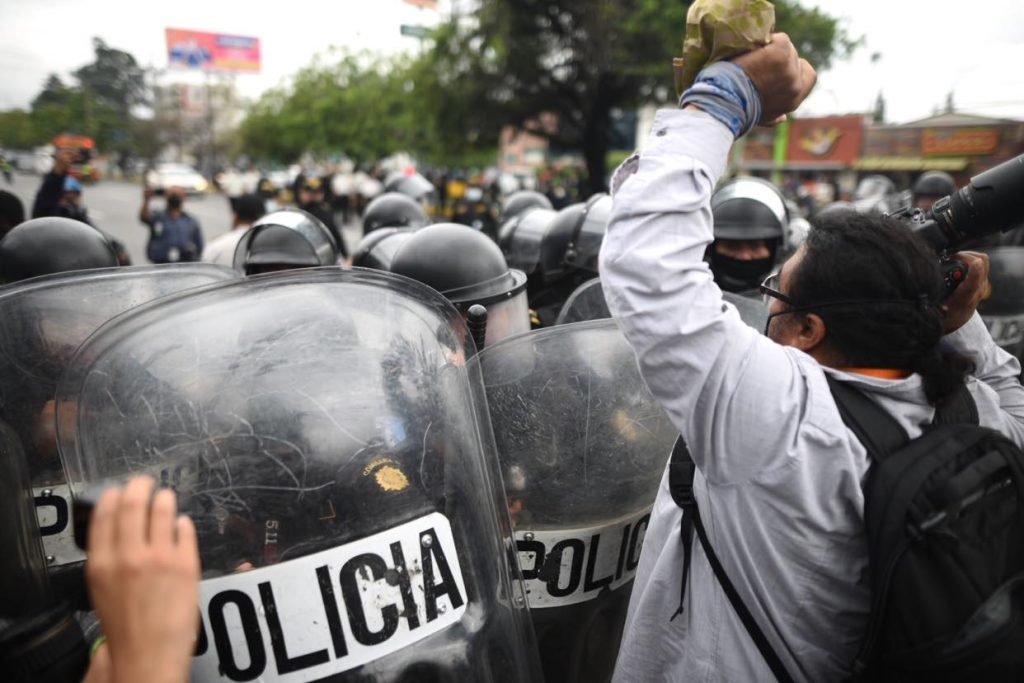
[
  {"x1": 600, "y1": 35, "x2": 1024, "y2": 682},
  {"x1": 31, "y1": 149, "x2": 131, "y2": 265}
]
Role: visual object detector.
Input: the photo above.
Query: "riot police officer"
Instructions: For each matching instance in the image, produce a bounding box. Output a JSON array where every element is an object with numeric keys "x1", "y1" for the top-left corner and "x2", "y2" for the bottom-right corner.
[
  {"x1": 0, "y1": 216, "x2": 119, "y2": 284},
  {"x1": 708, "y1": 177, "x2": 789, "y2": 295},
  {"x1": 233, "y1": 208, "x2": 339, "y2": 276},
  {"x1": 390, "y1": 223, "x2": 530, "y2": 347}
]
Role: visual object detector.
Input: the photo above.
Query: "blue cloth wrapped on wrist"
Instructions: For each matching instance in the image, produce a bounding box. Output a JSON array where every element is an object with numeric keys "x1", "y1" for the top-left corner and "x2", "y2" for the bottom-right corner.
[{"x1": 679, "y1": 61, "x2": 762, "y2": 138}]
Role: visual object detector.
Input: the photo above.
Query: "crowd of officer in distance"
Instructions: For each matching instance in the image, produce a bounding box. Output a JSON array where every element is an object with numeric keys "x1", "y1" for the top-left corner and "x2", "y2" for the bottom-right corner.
[{"x1": 3, "y1": 18, "x2": 1024, "y2": 683}]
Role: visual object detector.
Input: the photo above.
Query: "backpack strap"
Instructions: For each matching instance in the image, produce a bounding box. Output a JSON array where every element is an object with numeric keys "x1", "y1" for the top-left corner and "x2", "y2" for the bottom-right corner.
[
  {"x1": 668, "y1": 437, "x2": 795, "y2": 683},
  {"x1": 825, "y1": 375, "x2": 909, "y2": 461},
  {"x1": 826, "y1": 375, "x2": 978, "y2": 461}
]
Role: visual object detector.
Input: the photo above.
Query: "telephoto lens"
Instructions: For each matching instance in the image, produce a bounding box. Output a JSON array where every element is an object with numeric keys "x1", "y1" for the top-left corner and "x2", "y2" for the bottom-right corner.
[{"x1": 921, "y1": 154, "x2": 1024, "y2": 250}]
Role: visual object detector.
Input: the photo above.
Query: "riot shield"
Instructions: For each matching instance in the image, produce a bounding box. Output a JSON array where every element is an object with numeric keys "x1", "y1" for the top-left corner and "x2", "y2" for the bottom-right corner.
[
  {"x1": 979, "y1": 247, "x2": 1024, "y2": 363},
  {"x1": 556, "y1": 278, "x2": 769, "y2": 332},
  {"x1": 58, "y1": 268, "x2": 540, "y2": 682},
  {"x1": 0, "y1": 263, "x2": 238, "y2": 582},
  {"x1": 555, "y1": 278, "x2": 610, "y2": 325},
  {"x1": 473, "y1": 320, "x2": 678, "y2": 682}
]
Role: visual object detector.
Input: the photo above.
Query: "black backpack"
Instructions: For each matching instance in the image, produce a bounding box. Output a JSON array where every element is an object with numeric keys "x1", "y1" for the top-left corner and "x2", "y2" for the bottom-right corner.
[{"x1": 668, "y1": 377, "x2": 1024, "y2": 682}]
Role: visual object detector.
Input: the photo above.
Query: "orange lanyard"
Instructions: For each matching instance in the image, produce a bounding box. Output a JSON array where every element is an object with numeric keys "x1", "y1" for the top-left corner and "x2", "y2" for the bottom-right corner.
[{"x1": 839, "y1": 367, "x2": 911, "y2": 380}]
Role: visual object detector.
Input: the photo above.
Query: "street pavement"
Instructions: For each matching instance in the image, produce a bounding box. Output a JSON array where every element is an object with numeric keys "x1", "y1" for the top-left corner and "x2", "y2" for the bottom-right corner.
[{"x1": 4, "y1": 171, "x2": 363, "y2": 265}]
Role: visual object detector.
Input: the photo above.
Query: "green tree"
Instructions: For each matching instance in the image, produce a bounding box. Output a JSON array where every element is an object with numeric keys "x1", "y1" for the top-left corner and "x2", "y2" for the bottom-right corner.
[
  {"x1": 239, "y1": 50, "x2": 481, "y2": 166},
  {"x1": 0, "y1": 109, "x2": 37, "y2": 149},
  {"x1": 873, "y1": 91, "x2": 886, "y2": 124},
  {"x1": 425, "y1": 0, "x2": 856, "y2": 193},
  {"x1": 74, "y1": 38, "x2": 149, "y2": 118}
]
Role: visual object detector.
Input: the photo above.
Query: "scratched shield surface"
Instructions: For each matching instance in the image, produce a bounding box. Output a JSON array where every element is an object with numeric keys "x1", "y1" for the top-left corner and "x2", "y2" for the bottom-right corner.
[
  {"x1": 0, "y1": 263, "x2": 237, "y2": 579},
  {"x1": 57, "y1": 267, "x2": 541, "y2": 682},
  {"x1": 473, "y1": 319, "x2": 677, "y2": 683}
]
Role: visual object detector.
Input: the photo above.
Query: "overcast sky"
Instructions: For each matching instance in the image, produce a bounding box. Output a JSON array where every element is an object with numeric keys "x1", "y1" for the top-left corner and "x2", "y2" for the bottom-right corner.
[{"x1": 1, "y1": 0, "x2": 1022, "y2": 124}]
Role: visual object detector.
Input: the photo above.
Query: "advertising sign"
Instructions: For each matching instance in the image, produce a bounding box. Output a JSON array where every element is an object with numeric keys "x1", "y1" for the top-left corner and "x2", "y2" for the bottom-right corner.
[
  {"x1": 166, "y1": 28, "x2": 261, "y2": 73},
  {"x1": 786, "y1": 115, "x2": 864, "y2": 164},
  {"x1": 922, "y1": 128, "x2": 1000, "y2": 156}
]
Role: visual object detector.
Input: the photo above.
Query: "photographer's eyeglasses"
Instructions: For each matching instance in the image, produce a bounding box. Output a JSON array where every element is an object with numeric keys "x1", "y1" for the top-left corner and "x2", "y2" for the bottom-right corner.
[{"x1": 759, "y1": 272, "x2": 791, "y2": 307}]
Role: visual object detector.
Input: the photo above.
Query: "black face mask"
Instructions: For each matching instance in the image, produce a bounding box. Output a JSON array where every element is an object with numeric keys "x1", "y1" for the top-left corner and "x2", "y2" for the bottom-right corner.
[
  {"x1": 167, "y1": 196, "x2": 183, "y2": 211},
  {"x1": 709, "y1": 251, "x2": 775, "y2": 294}
]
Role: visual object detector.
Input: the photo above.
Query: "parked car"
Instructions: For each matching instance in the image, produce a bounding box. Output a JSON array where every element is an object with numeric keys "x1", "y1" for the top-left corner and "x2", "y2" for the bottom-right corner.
[{"x1": 145, "y1": 163, "x2": 209, "y2": 195}]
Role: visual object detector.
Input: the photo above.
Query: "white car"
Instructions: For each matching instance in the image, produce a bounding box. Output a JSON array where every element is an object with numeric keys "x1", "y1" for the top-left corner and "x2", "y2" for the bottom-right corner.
[{"x1": 146, "y1": 163, "x2": 209, "y2": 195}]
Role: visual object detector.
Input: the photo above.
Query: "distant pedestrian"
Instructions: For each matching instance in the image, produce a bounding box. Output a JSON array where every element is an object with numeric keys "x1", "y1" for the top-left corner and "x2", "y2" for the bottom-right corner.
[
  {"x1": 201, "y1": 193, "x2": 265, "y2": 267},
  {"x1": 139, "y1": 187, "x2": 204, "y2": 263}
]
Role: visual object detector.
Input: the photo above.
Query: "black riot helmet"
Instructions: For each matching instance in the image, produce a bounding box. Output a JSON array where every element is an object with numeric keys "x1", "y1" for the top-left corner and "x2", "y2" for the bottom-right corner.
[
  {"x1": 233, "y1": 208, "x2": 338, "y2": 276},
  {"x1": 385, "y1": 172, "x2": 438, "y2": 205},
  {"x1": 501, "y1": 191, "x2": 553, "y2": 222},
  {"x1": 391, "y1": 223, "x2": 530, "y2": 346},
  {"x1": 709, "y1": 177, "x2": 788, "y2": 294},
  {"x1": 913, "y1": 171, "x2": 957, "y2": 209},
  {"x1": 352, "y1": 227, "x2": 418, "y2": 271},
  {"x1": 0, "y1": 217, "x2": 118, "y2": 285},
  {"x1": 362, "y1": 192, "x2": 429, "y2": 235},
  {"x1": 563, "y1": 193, "x2": 612, "y2": 275}
]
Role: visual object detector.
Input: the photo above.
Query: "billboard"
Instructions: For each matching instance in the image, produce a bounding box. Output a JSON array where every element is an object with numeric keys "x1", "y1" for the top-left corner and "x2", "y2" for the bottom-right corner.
[
  {"x1": 786, "y1": 115, "x2": 864, "y2": 165},
  {"x1": 166, "y1": 28, "x2": 261, "y2": 73}
]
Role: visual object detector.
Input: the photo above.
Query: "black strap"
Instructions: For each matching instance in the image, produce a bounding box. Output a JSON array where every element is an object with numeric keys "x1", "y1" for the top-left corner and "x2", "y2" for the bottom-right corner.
[
  {"x1": 668, "y1": 437, "x2": 795, "y2": 683},
  {"x1": 825, "y1": 376, "x2": 907, "y2": 460},
  {"x1": 825, "y1": 375, "x2": 978, "y2": 461}
]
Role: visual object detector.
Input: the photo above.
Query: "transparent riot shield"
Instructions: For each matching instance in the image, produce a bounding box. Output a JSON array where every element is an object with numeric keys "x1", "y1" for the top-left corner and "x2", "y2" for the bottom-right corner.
[
  {"x1": 0, "y1": 263, "x2": 237, "y2": 586},
  {"x1": 979, "y1": 247, "x2": 1024, "y2": 363},
  {"x1": 556, "y1": 277, "x2": 769, "y2": 332},
  {"x1": 473, "y1": 319, "x2": 678, "y2": 682},
  {"x1": 555, "y1": 278, "x2": 610, "y2": 326},
  {"x1": 58, "y1": 268, "x2": 540, "y2": 682}
]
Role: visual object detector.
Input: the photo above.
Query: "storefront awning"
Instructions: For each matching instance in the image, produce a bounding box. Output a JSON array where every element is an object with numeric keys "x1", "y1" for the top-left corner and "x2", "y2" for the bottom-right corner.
[{"x1": 854, "y1": 157, "x2": 969, "y2": 171}]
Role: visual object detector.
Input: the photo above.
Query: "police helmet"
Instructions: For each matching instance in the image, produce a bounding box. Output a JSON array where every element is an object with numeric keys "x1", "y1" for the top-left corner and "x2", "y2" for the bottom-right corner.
[
  {"x1": 563, "y1": 193, "x2": 612, "y2": 274},
  {"x1": 814, "y1": 200, "x2": 856, "y2": 220},
  {"x1": 362, "y1": 192, "x2": 429, "y2": 234},
  {"x1": 352, "y1": 227, "x2": 418, "y2": 271},
  {"x1": 385, "y1": 172, "x2": 437, "y2": 204},
  {"x1": 233, "y1": 208, "x2": 338, "y2": 276},
  {"x1": 501, "y1": 191, "x2": 553, "y2": 222},
  {"x1": 391, "y1": 223, "x2": 529, "y2": 346},
  {"x1": 0, "y1": 217, "x2": 118, "y2": 284},
  {"x1": 913, "y1": 171, "x2": 956, "y2": 199},
  {"x1": 711, "y1": 177, "x2": 789, "y2": 242},
  {"x1": 498, "y1": 207, "x2": 560, "y2": 277}
]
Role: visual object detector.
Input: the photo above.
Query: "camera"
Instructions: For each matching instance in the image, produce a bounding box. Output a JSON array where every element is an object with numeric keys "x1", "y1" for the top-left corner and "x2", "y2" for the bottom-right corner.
[
  {"x1": 891, "y1": 154, "x2": 1024, "y2": 251},
  {"x1": 889, "y1": 153, "x2": 1024, "y2": 294}
]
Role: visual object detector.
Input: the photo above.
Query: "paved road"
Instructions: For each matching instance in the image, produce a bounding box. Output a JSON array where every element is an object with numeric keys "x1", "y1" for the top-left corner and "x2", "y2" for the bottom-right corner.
[{"x1": 4, "y1": 172, "x2": 362, "y2": 265}]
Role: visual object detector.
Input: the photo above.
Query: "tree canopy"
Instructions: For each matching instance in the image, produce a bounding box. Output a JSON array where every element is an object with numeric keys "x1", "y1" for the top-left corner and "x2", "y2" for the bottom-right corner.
[
  {"x1": 426, "y1": 0, "x2": 857, "y2": 192},
  {"x1": 0, "y1": 39, "x2": 149, "y2": 159}
]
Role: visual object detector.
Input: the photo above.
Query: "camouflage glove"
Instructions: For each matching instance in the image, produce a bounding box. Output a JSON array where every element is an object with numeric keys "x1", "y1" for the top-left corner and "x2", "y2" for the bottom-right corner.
[{"x1": 673, "y1": 0, "x2": 776, "y2": 98}]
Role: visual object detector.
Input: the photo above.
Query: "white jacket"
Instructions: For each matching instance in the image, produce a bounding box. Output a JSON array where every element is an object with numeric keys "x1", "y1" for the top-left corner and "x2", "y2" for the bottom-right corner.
[{"x1": 599, "y1": 109, "x2": 1024, "y2": 682}]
